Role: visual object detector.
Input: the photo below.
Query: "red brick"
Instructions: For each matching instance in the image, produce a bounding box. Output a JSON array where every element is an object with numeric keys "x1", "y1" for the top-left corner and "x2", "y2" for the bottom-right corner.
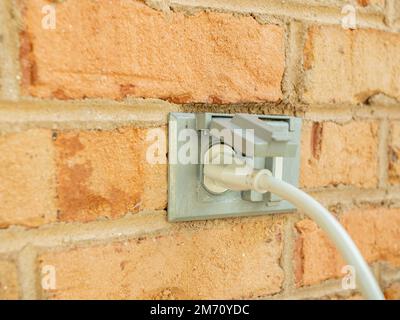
[
  {"x1": 0, "y1": 260, "x2": 20, "y2": 299},
  {"x1": 0, "y1": 126, "x2": 166, "y2": 227},
  {"x1": 19, "y1": 0, "x2": 284, "y2": 103},
  {"x1": 385, "y1": 282, "x2": 400, "y2": 300},
  {"x1": 39, "y1": 217, "x2": 284, "y2": 299},
  {"x1": 295, "y1": 207, "x2": 400, "y2": 286},
  {"x1": 300, "y1": 120, "x2": 379, "y2": 189},
  {"x1": 356, "y1": 0, "x2": 384, "y2": 7},
  {"x1": 0, "y1": 129, "x2": 56, "y2": 228},
  {"x1": 54, "y1": 127, "x2": 167, "y2": 222},
  {"x1": 303, "y1": 26, "x2": 400, "y2": 104}
]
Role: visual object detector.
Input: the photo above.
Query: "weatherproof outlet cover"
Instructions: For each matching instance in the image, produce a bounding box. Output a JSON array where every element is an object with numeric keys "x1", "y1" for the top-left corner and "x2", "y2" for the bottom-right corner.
[{"x1": 168, "y1": 112, "x2": 302, "y2": 222}]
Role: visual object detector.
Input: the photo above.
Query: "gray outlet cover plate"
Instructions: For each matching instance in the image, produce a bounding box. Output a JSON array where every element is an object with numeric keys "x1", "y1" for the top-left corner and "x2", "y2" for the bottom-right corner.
[{"x1": 168, "y1": 113, "x2": 302, "y2": 222}]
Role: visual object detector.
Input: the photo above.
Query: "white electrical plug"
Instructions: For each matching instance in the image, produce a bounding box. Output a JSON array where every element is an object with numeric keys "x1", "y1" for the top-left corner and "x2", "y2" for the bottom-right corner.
[{"x1": 202, "y1": 143, "x2": 384, "y2": 300}]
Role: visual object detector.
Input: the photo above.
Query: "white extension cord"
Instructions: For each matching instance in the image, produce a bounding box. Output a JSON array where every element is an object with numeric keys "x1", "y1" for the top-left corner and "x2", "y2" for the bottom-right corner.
[{"x1": 203, "y1": 145, "x2": 384, "y2": 300}]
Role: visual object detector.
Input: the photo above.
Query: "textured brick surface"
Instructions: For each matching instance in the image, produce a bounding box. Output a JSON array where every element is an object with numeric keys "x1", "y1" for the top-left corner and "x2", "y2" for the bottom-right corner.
[
  {"x1": 0, "y1": 260, "x2": 20, "y2": 299},
  {"x1": 1, "y1": 0, "x2": 399, "y2": 302},
  {"x1": 295, "y1": 208, "x2": 400, "y2": 286},
  {"x1": 39, "y1": 217, "x2": 284, "y2": 299},
  {"x1": 55, "y1": 127, "x2": 167, "y2": 222},
  {"x1": 385, "y1": 282, "x2": 400, "y2": 300},
  {"x1": 303, "y1": 26, "x2": 400, "y2": 105},
  {"x1": 0, "y1": 129, "x2": 56, "y2": 228},
  {"x1": 356, "y1": 0, "x2": 384, "y2": 6},
  {"x1": 0, "y1": 126, "x2": 166, "y2": 227},
  {"x1": 300, "y1": 120, "x2": 379, "y2": 189},
  {"x1": 19, "y1": 0, "x2": 284, "y2": 103},
  {"x1": 389, "y1": 122, "x2": 400, "y2": 185}
]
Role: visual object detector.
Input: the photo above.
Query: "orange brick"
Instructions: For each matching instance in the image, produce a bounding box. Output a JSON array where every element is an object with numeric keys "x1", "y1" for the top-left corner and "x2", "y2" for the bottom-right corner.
[
  {"x1": 0, "y1": 129, "x2": 56, "y2": 228},
  {"x1": 54, "y1": 127, "x2": 167, "y2": 222},
  {"x1": 38, "y1": 217, "x2": 284, "y2": 299},
  {"x1": 0, "y1": 126, "x2": 166, "y2": 227},
  {"x1": 356, "y1": 0, "x2": 384, "y2": 6},
  {"x1": 300, "y1": 120, "x2": 379, "y2": 189},
  {"x1": 328, "y1": 293, "x2": 363, "y2": 300},
  {"x1": 0, "y1": 260, "x2": 20, "y2": 299},
  {"x1": 385, "y1": 282, "x2": 400, "y2": 300},
  {"x1": 389, "y1": 121, "x2": 400, "y2": 185},
  {"x1": 19, "y1": 0, "x2": 284, "y2": 103},
  {"x1": 295, "y1": 207, "x2": 400, "y2": 286},
  {"x1": 303, "y1": 26, "x2": 400, "y2": 104}
]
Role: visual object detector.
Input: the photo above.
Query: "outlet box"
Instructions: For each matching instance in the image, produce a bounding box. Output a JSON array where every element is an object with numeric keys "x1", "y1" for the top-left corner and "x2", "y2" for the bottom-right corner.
[{"x1": 168, "y1": 113, "x2": 302, "y2": 222}]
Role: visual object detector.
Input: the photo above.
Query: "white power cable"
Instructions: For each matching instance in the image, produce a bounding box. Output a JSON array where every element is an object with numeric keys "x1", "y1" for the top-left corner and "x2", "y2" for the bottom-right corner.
[
  {"x1": 258, "y1": 173, "x2": 384, "y2": 300},
  {"x1": 203, "y1": 147, "x2": 384, "y2": 300}
]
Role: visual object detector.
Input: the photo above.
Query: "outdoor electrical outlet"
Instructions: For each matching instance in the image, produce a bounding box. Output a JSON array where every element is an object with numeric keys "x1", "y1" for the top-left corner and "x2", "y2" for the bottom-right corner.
[{"x1": 168, "y1": 113, "x2": 302, "y2": 222}]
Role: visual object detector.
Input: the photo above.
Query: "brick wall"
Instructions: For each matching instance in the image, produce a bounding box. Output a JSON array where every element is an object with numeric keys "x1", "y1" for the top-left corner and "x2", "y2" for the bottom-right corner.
[{"x1": 0, "y1": 0, "x2": 399, "y2": 300}]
